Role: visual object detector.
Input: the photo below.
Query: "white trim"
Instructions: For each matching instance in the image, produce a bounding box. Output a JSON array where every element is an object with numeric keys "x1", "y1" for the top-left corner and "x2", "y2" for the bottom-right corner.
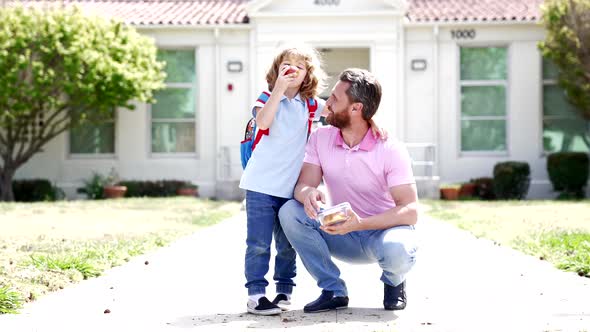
[
  {"x1": 164, "y1": 83, "x2": 194, "y2": 89},
  {"x1": 404, "y1": 20, "x2": 540, "y2": 27},
  {"x1": 456, "y1": 44, "x2": 511, "y2": 156},
  {"x1": 247, "y1": 0, "x2": 407, "y2": 17},
  {"x1": 460, "y1": 80, "x2": 507, "y2": 86},
  {"x1": 433, "y1": 25, "x2": 441, "y2": 179},
  {"x1": 248, "y1": 11, "x2": 406, "y2": 18},
  {"x1": 214, "y1": 27, "x2": 221, "y2": 183},
  {"x1": 136, "y1": 24, "x2": 251, "y2": 30},
  {"x1": 398, "y1": 18, "x2": 405, "y2": 140}
]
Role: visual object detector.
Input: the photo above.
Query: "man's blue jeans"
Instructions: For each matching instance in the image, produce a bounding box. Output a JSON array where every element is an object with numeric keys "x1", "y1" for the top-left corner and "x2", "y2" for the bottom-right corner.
[
  {"x1": 245, "y1": 190, "x2": 296, "y2": 296},
  {"x1": 278, "y1": 199, "x2": 417, "y2": 297}
]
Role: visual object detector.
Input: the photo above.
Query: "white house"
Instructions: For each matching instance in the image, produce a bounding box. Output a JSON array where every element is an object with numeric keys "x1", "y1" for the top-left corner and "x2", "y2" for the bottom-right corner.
[{"x1": 9, "y1": 0, "x2": 590, "y2": 199}]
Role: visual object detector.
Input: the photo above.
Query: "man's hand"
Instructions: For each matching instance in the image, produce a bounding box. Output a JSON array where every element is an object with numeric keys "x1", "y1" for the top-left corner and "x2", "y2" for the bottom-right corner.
[
  {"x1": 321, "y1": 208, "x2": 362, "y2": 235},
  {"x1": 303, "y1": 188, "x2": 326, "y2": 219}
]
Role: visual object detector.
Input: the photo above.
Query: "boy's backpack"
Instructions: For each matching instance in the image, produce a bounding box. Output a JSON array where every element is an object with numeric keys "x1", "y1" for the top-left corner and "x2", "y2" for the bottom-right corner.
[{"x1": 240, "y1": 92, "x2": 318, "y2": 169}]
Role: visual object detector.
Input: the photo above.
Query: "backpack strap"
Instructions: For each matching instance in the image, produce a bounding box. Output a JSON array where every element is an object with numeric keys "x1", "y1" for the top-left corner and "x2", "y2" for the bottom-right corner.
[
  {"x1": 251, "y1": 91, "x2": 271, "y2": 151},
  {"x1": 306, "y1": 98, "x2": 318, "y2": 137}
]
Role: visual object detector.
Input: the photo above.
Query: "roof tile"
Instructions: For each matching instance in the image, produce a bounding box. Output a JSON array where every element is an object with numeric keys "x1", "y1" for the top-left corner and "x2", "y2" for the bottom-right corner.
[{"x1": 6, "y1": 0, "x2": 543, "y2": 25}]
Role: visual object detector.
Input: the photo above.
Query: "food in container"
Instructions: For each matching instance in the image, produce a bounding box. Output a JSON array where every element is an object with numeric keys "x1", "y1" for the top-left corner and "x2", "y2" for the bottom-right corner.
[{"x1": 317, "y1": 202, "x2": 351, "y2": 226}]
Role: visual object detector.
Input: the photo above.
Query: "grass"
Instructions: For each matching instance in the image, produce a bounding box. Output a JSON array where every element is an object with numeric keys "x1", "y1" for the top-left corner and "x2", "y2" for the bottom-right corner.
[
  {"x1": 0, "y1": 197, "x2": 241, "y2": 314},
  {"x1": 0, "y1": 286, "x2": 23, "y2": 314},
  {"x1": 422, "y1": 199, "x2": 590, "y2": 277}
]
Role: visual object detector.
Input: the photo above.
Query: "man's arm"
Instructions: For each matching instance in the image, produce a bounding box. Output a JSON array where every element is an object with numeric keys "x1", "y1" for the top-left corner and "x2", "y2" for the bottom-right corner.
[
  {"x1": 293, "y1": 162, "x2": 325, "y2": 219},
  {"x1": 356, "y1": 183, "x2": 419, "y2": 230},
  {"x1": 321, "y1": 183, "x2": 419, "y2": 235}
]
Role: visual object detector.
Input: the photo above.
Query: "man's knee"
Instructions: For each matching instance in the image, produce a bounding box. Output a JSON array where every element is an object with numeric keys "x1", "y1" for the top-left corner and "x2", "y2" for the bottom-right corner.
[
  {"x1": 279, "y1": 199, "x2": 303, "y2": 229},
  {"x1": 381, "y1": 241, "x2": 417, "y2": 275}
]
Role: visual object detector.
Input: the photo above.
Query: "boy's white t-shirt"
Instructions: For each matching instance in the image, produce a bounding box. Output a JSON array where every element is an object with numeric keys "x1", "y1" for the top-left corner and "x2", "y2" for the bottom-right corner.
[{"x1": 239, "y1": 92, "x2": 324, "y2": 198}]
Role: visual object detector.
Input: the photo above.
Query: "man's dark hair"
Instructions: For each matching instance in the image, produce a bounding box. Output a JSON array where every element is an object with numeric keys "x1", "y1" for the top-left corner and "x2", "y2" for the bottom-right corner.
[{"x1": 339, "y1": 68, "x2": 382, "y2": 121}]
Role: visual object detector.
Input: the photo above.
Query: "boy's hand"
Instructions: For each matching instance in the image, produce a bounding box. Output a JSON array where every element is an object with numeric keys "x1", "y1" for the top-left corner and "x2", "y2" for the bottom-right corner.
[
  {"x1": 274, "y1": 65, "x2": 298, "y2": 94},
  {"x1": 369, "y1": 118, "x2": 388, "y2": 140}
]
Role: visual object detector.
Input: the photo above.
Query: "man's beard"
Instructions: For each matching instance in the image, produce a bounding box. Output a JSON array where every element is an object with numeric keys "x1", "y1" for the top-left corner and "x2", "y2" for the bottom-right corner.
[{"x1": 326, "y1": 109, "x2": 351, "y2": 129}]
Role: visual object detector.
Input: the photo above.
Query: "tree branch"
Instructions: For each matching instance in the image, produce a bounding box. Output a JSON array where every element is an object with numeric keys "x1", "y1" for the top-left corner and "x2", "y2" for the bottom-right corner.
[
  {"x1": 13, "y1": 105, "x2": 70, "y2": 164},
  {"x1": 568, "y1": 0, "x2": 590, "y2": 65}
]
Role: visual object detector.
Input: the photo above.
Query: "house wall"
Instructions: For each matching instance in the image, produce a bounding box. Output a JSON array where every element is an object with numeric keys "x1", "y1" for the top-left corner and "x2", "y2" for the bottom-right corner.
[
  {"x1": 14, "y1": 6, "x2": 589, "y2": 200},
  {"x1": 405, "y1": 24, "x2": 589, "y2": 198},
  {"x1": 16, "y1": 28, "x2": 251, "y2": 199},
  {"x1": 250, "y1": 15, "x2": 403, "y2": 140}
]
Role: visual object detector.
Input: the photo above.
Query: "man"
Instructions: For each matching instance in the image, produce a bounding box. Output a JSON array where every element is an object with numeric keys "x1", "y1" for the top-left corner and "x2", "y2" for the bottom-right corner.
[{"x1": 278, "y1": 68, "x2": 418, "y2": 313}]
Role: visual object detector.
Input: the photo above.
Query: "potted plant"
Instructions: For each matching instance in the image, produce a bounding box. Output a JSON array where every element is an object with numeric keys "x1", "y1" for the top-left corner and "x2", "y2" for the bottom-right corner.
[
  {"x1": 103, "y1": 168, "x2": 127, "y2": 199},
  {"x1": 439, "y1": 184, "x2": 461, "y2": 200},
  {"x1": 459, "y1": 181, "x2": 477, "y2": 198},
  {"x1": 177, "y1": 183, "x2": 199, "y2": 197}
]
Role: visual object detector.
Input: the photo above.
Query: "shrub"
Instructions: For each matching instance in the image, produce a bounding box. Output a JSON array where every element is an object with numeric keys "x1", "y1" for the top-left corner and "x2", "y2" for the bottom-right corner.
[
  {"x1": 547, "y1": 152, "x2": 589, "y2": 199},
  {"x1": 470, "y1": 177, "x2": 496, "y2": 200},
  {"x1": 77, "y1": 173, "x2": 106, "y2": 200},
  {"x1": 118, "y1": 180, "x2": 189, "y2": 197},
  {"x1": 493, "y1": 161, "x2": 531, "y2": 200},
  {"x1": 12, "y1": 179, "x2": 59, "y2": 202}
]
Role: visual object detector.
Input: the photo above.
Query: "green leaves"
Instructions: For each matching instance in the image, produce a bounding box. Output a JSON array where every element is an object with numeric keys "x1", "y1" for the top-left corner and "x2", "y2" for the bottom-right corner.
[
  {"x1": 0, "y1": 286, "x2": 23, "y2": 314},
  {"x1": 539, "y1": 0, "x2": 590, "y2": 120},
  {"x1": 0, "y1": 5, "x2": 165, "y2": 130}
]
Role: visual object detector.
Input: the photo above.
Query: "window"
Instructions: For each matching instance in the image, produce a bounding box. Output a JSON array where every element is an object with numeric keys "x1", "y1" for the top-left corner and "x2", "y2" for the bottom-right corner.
[
  {"x1": 151, "y1": 49, "x2": 197, "y2": 154},
  {"x1": 542, "y1": 58, "x2": 589, "y2": 153},
  {"x1": 459, "y1": 47, "x2": 508, "y2": 152},
  {"x1": 69, "y1": 110, "x2": 115, "y2": 155}
]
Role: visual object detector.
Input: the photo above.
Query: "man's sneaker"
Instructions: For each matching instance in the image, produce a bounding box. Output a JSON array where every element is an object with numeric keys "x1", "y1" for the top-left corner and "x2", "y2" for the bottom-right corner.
[
  {"x1": 247, "y1": 296, "x2": 282, "y2": 315},
  {"x1": 383, "y1": 281, "x2": 406, "y2": 310},
  {"x1": 272, "y1": 293, "x2": 291, "y2": 311},
  {"x1": 303, "y1": 290, "x2": 349, "y2": 313}
]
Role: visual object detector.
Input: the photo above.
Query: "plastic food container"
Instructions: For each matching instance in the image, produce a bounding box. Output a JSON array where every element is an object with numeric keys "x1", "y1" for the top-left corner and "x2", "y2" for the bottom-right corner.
[{"x1": 317, "y1": 202, "x2": 351, "y2": 226}]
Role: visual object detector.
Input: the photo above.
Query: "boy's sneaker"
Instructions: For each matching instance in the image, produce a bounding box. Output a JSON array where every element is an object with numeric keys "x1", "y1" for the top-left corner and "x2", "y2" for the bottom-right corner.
[
  {"x1": 247, "y1": 296, "x2": 282, "y2": 315},
  {"x1": 272, "y1": 293, "x2": 291, "y2": 311}
]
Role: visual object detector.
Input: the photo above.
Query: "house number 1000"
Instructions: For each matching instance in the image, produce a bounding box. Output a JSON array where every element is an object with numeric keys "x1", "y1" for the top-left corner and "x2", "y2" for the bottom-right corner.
[{"x1": 314, "y1": 0, "x2": 340, "y2": 5}]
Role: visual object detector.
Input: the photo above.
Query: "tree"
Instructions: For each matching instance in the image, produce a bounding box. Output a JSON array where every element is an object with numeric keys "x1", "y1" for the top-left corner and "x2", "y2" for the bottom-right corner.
[
  {"x1": 539, "y1": 0, "x2": 590, "y2": 121},
  {"x1": 0, "y1": 6, "x2": 165, "y2": 201}
]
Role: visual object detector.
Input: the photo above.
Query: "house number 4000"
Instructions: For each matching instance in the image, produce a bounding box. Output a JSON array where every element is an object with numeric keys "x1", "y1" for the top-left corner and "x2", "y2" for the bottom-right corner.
[
  {"x1": 314, "y1": 0, "x2": 340, "y2": 5},
  {"x1": 451, "y1": 29, "x2": 476, "y2": 39}
]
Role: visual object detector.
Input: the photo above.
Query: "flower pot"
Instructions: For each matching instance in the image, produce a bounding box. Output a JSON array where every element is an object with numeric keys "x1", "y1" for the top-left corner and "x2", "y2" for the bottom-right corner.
[
  {"x1": 103, "y1": 185, "x2": 127, "y2": 199},
  {"x1": 459, "y1": 183, "x2": 477, "y2": 198},
  {"x1": 177, "y1": 187, "x2": 199, "y2": 197},
  {"x1": 440, "y1": 187, "x2": 460, "y2": 200}
]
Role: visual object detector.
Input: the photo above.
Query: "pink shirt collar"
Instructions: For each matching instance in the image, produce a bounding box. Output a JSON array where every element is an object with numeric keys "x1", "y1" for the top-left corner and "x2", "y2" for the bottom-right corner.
[{"x1": 334, "y1": 128, "x2": 377, "y2": 151}]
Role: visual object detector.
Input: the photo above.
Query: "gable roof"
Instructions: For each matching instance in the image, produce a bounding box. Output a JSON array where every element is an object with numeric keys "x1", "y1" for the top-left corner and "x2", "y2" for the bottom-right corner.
[
  {"x1": 6, "y1": 0, "x2": 250, "y2": 25},
  {"x1": 5, "y1": 0, "x2": 544, "y2": 26},
  {"x1": 408, "y1": 0, "x2": 544, "y2": 23}
]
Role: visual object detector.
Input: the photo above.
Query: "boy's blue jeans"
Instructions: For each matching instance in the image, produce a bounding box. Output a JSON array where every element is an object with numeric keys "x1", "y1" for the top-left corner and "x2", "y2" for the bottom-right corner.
[
  {"x1": 245, "y1": 190, "x2": 296, "y2": 296},
  {"x1": 278, "y1": 199, "x2": 417, "y2": 297}
]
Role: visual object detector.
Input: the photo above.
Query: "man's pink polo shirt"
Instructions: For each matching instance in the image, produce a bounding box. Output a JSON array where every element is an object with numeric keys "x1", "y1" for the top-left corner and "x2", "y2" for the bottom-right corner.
[{"x1": 304, "y1": 126, "x2": 415, "y2": 219}]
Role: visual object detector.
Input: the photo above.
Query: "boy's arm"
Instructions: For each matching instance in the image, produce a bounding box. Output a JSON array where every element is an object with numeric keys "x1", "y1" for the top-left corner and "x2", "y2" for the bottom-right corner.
[
  {"x1": 255, "y1": 91, "x2": 283, "y2": 130},
  {"x1": 256, "y1": 66, "x2": 292, "y2": 129}
]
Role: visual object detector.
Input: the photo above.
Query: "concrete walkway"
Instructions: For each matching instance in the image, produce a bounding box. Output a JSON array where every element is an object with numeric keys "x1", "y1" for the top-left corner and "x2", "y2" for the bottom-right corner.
[{"x1": 0, "y1": 211, "x2": 589, "y2": 332}]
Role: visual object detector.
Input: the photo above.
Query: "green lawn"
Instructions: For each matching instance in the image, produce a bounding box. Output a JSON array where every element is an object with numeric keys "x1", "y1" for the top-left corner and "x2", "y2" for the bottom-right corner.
[
  {"x1": 422, "y1": 199, "x2": 590, "y2": 278},
  {"x1": 0, "y1": 197, "x2": 241, "y2": 314}
]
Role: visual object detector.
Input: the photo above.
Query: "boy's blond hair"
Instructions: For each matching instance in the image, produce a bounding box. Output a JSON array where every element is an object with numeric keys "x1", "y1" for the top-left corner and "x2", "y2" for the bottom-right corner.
[{"x1": 265, "y1": 44, "x2": 327, "y2": 100}]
